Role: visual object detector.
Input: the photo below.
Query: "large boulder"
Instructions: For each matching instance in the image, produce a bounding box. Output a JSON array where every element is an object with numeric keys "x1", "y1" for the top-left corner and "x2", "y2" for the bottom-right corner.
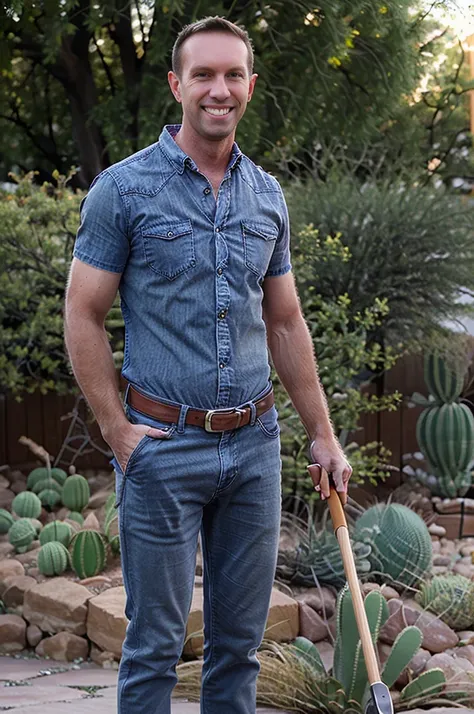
[
  {"x1": 3, "y1": 575, "x2": 37, "y2": 608},
  {"x1": 379, "y1": 599, "x2": 458, "y2": 653},
  {"x1": 0, "y1": 614, "x2": 26, "y2": 654},
  {"x1": 41, "y1": 631, "x2": 89, "y2": 662},
  {"x1": 87, "y1": 586, "x2": 128, "y2": 659},
  {"x1": 0, "y1": 559, "x2": 25, "y2": 596},
  {"x1": 298, "y1": 602, "x2": 329, "y2": 642},
  {"x1": 23, "y1": 577, "x2": 92, "y2": 635}
]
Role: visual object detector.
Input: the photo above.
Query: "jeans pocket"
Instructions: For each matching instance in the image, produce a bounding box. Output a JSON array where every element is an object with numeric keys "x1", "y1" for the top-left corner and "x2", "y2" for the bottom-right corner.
[{"x1": 255, "y1": 405, "x2": 280, "y2": 439}]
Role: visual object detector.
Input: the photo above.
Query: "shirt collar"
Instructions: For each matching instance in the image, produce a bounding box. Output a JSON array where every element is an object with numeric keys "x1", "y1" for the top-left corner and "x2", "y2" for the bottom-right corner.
[{"x1": 159, "y1": 124, "x2": 243, "y2": 174}]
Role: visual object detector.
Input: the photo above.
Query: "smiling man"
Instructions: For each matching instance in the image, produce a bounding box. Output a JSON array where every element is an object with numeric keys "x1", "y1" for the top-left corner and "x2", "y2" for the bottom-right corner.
[{"x1": 64, "y1": 16, "x2": 351, "y2": 714}]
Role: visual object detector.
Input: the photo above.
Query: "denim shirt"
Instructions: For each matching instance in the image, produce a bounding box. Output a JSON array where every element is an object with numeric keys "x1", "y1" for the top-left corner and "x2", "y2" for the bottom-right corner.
[{"x1": 73, "y1": 125, "x2": 291, "y2": 410}]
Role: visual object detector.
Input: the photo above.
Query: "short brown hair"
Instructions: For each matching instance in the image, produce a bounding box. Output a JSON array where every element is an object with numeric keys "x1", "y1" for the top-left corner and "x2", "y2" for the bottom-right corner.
[{"x1": 172, "y1": 16, "x2": 254, "y2": 77}]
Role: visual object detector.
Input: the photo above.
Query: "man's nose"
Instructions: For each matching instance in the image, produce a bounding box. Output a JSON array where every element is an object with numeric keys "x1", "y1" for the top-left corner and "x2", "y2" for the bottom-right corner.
[{"x1": 208, "y1": 75, "x2": 231, "y2": 100}]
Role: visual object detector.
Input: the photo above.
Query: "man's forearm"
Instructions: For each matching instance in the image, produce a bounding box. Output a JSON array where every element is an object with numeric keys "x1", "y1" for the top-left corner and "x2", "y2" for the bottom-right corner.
[
  {"x1": 267, "y1": 313, "x2": 336, "y2": 442},
  {"x1": 64, "y1": 315, "x2": 128, "y2": 442}
]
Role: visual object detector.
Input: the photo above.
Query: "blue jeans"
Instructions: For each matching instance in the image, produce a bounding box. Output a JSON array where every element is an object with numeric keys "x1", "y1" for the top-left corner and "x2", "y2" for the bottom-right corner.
[{"x1": 112, "y1": 387, "x2": 282, "y2": 714}]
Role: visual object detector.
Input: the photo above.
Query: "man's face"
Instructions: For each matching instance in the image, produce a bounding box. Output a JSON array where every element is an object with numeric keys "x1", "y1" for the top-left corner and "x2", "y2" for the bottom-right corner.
[{"x1": 168, "y1": 31, "x2": 258, "y2": 142}]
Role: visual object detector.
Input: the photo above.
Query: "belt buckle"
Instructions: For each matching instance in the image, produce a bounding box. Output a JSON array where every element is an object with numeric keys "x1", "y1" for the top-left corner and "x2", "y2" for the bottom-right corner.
[{"x1": 204, "y1": 408, "x2": 246, "y2": 433}]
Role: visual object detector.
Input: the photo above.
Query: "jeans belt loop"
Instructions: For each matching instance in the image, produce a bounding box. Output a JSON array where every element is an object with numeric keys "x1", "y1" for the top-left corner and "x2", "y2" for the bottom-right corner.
[
  {"x1": 248, "y1": 402, "x2": 257, "y2": 427},
  {"x1": 177, "y1": 405, "x2": 189, "y2": 435}
]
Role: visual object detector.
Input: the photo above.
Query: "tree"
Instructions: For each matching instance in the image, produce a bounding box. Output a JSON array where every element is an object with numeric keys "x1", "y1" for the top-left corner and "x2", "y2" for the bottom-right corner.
[{"x1": 0, "y1": 0, "x2": 454, "y2": 186}]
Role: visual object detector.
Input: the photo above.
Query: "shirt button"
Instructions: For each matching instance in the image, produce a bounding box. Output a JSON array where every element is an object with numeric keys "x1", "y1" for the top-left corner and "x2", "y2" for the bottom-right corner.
[
  {"x1": 217, "y1": 268, "x2": 223, "y2": 275},
  {"x1": 167, "y1": 231, "x2": 174, "y2": 238},
  {"x1": 215, "y1": 227, "x2": 220, "y2": 233},
  {"x1": 218, "y1": 310, "x2": 227, "y2": 319},
  {"x1": 204, "y1": 187, "x2": 211, "y2": 195},
  {"x1": 219, "y1": 363, "x2": 225, "y2": 369}
]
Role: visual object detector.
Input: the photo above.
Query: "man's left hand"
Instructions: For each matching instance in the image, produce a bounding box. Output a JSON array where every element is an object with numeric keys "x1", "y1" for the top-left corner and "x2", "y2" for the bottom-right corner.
[{"x1": 309, "y1": 435, "x2": 352, "y2": 500}]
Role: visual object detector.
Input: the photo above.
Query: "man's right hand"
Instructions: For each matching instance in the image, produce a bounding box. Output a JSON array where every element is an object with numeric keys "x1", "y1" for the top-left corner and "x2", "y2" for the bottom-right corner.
[{"x1": 109, "y1": 423, "x2": 171, "y2": 473}]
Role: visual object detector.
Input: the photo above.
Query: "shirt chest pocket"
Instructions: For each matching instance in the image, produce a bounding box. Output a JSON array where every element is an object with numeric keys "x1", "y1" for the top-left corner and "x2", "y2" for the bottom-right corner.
[
  {"x1": 242, "y1": 221, "x2": 278, "y2": 278},
  {"x1": 141, "y1": 219, "x2": 196, "y2": 280}
]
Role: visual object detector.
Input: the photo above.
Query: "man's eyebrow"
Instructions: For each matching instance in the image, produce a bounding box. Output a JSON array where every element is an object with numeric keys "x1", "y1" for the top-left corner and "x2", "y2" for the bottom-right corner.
[{"x1": 190, "y1": 65, "x2": 247, "y2": 73}]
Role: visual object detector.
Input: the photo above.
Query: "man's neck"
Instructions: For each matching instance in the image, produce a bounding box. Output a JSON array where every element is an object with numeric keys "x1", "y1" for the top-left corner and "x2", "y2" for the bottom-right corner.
[{"x1": 173, "y1": 123, "x2": 235, "y2": 176}]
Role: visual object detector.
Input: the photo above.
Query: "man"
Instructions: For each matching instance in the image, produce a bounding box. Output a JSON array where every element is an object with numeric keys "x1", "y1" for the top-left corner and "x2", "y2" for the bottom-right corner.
[{"x1": 64, "y1": 16, "x2": 351, "y2": 714}]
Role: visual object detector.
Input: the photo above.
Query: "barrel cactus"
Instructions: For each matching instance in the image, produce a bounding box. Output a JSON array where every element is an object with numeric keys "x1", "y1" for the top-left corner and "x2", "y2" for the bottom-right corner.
[
  {"x1": 416, "y1": 574, "x2": 474, "y2": 630},
  {"x1": 38, "y1": 541, "x2": 70, "y2": 576},
  {"x1": 8, "y1": 518, "x2": 37, "y2": 553},
  {"x1": 353, "y1": 503, "x2": 432, "y2": 588},
  {"x1": 69, "y1": 529, "x2": 107, "y2": 579},
  {"x1": 38, "y1": 488, "x2": 62, "y2": 508},
  {"x1": 50, "y1": 468, "x2": 68, "y2": 486},
  {"x1": 12, "y1": 491, "x2": 42, "y2": 519},
  {"x1": 26, "y1": 466, "x2": 50, "y2": 491},
  {"x1": 0, "y1": 508, "x2": 15, "y2": 534},
  {"x1": 39, "y1": 520, "x2": 72, "y2": 548},
  {"x1": 416, "y1": 353, "x2": 474, "y2": 497},
  {"x1": 32, "y1": 478, "x2": 62, "y2": 496},
  {"x1": 61, "y1": 474, "x2": 90, "y2": 512},
  {"x1": 66, "y1": 511, "x2": 84, "y2": 526}
]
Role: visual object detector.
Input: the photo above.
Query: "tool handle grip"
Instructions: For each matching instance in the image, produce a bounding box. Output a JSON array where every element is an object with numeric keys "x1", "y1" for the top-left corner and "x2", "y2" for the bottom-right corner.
[{"x1": 328, "y1": 487, "x2": 347, "y2": 530}]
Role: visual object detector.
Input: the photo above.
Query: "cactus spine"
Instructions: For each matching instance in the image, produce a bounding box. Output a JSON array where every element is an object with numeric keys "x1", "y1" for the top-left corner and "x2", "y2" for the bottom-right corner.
[
  {"x1": 69, "y1": 529, "x2": 107, "y2": 578},
  {"x1": 0, "y1": 508, "x2": 15, "y2": 534},
  {"x1": 416, "y1": 574, "x2": 474, "y2": 630},
  {"x1": 39, "y1": 521, "x2": 72, "y2": 548},
  {"x1": 12, "y1": 491, "x2": 42, "y2": 519},
  {"x1": 353, "y1": 503, "x2": 432, "y2": 588},
  {"x1": 61, "y1": 474, "x2": 90, "y2": 512},
  {"x1": 38, "y1": 541, "x2": 70, "y2": 576},
  {"x1": 8, "y1": 518, "x2": 37, "y2": 553},
  {"x1": 416, "y1": 353, "x2": 474, "y2": 497}
]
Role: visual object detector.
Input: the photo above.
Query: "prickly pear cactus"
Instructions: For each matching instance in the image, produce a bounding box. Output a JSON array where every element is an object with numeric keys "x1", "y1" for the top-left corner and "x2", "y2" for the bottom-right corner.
[
  {"x1": 61, "y1": 474, "x2": 90, "y2": 512},
  {"x1": 12, "y1": 491, "x2": 42, "y2": 519},
  {"x1": 8, "y1": 518, "x2": 37, "y2": 553},
  {"x1": 69, "y1": 529, "x2": 107, "y2": 579},
  {"x1": 39, "y1": 521, "x2": 73, "y2": 548},
  {"x1": 416, "y1": 574, "x2": 474, "y2": 630},
  {"x1": 0, "y1": 508, "x2": 15, "y2": 534},
  {"x1": 38, "y1": 541, "x2": 70, "y2": 576},
  {"x1": 353, "y1": 503, "x2": 432, "y2": 588}
]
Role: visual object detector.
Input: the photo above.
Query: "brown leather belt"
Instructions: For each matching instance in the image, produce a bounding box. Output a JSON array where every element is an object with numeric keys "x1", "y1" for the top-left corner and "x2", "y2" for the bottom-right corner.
[{"x1": 126, "y1": 385, "x2": 274, "y2": 433}]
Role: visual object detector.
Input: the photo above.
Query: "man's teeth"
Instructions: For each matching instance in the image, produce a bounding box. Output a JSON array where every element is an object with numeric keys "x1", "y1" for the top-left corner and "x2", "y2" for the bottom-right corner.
[{"x1": 204, "y1": 108, "x2": 231, "y2": 115}]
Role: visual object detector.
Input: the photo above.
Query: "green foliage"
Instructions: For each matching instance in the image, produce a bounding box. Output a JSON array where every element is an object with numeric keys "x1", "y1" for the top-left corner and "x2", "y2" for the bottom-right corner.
[
  {"x1": 416, "y1": 574, "x2": 474, "y2": 631},
  {"x1": 291, "y1": 637, "x2": 326, "y2": 678},
  {"x1": 0, "y1": 509, "x2": 14, "y2": 534},
  {"x1": 61, "y1": 474, "x2": 90, "y2": 512},
  {"x1": 416, "y1": 352, "x2": 474, "y2": 498},
  {"x1": 69, "y1": 529, "x2": 107, "y2": 579},
  {"x1": 37, "y1": 541, "x2": 70, "y2": 576},
  {"x1": 39, "y1": 520, "x2": 73, "y2": 548},
  {"x1": 353, "y1": 503, "x2": 432, "y2": 588},
  {"x1": 399, "y1": 668, "x2": 446, "y2": 702},
  {"x1": 8, "y1": 517, "x2": 36, "y2": 553},
  {"x1": 11, "y1": 491, "x2": 42, "y2": 519},
  {"x1": 381, "y1": 626, "x2": 423, "y2": 688}
]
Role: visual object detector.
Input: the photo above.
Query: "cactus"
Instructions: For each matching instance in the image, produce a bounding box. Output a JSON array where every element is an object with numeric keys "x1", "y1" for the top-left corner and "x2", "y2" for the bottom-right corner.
[
  {"x1": 104, "y1": 492, "x2": 116, "y2": 515},
  {"x1": 61, "y1": 474, "x2": 90, "y2": 512},
  {"x1": 291, "y1": 637, "x2": 326, "y2": 677},
  {"x1": 27, "y1": 466, "x2": 50, "y2": 491},
  {"x1": 66, "y1": 511, "x2": 84, "y2": 526},
  {"x1": 8, "y1": 518, "x2": 37, "y2": 553},
  {"x1": 32, "y1": 478, "x2": 62, "y2": 496},
  {"x1": 400, "y1": 668, "x2": 446, "y2": 702},
  {"x1": 104, "y1": 510, "x2": 120, "y2": 555},
  {"x1": 424, "y1": 352, "x2": 464, "y2": 403},
  {"x1": 38, "y1": 488, "x2": 62, "y2": 508},
  {"x1": 0, "y1": 509, "x2": 15, "y2": 534},
  {"x1": 353, "y1": 503, "x2": 432, "y2": 588},
  {"x1": 69, "y1": 529, "x2": 107, "y2": 579},
  {"x1": 416, "y1": 574, "x2": 474, "y2": 630},
  {"x1": 29, "y1": 518, "x2": 43, "y2": 535},
  {"x1": 12, "y1": 491, "x2": 42, "y2": 519},
  {"x1": 381, "y1": 626, "x2": 423, "y2": 687},
  {"x1": 38, "y1": 541, "x2": 70, "y2": 576},
  {"x1": 39, "y1": 521, "x2": 73, "y2": 548},
  {"x1": 50, "y1": 468, "x2": 68, "y2": 486}
]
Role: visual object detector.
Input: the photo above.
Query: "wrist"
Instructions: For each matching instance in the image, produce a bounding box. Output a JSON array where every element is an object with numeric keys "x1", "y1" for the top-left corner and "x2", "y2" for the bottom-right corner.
[{"x1": 101, "y1": 415, "x2": 130, "y2": 447}]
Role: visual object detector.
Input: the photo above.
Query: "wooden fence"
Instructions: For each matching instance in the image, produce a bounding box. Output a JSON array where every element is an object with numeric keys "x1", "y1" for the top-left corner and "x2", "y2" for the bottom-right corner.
[{"x1": 0, "y1": 354, "x2": 427, "y2": 475}]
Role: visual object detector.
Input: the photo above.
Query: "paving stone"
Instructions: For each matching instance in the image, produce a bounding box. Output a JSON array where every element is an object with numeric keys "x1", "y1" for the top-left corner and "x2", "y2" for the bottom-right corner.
[
  {"x1": 28, "y1": 668, "x2": 119, "y2": 687},
  {"x1": 0, "y1": 682, "x2": 85, "y2": 706}
]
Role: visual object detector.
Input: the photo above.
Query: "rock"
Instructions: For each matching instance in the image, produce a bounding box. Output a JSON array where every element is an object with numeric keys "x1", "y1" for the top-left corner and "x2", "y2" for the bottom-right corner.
[
  {"x1": 293, "y1": 586, "x2": 336, "y2": 619},
  {"x1": 431, "y1": 565, "x2": 449, "y2": 576},
  {"x1": 2, "y1": 575, "x2": 37, "y2": 607},
  {"x1": 432, "y1": 541, "x2": 441, "y2": 554},
  {"x1": 454, "y1": 644, "x2": 474, "y2": 666},
  {"x1": 0, "y1": 559, "x2": 25, "y2": 596},
  {"x1": 298, "y1": 602, "x2": 329, "y2": 642},
  {"x1": 432, "y1": 555, "x2": 452, "y2": 566},
  {"x1": 0, "y1": 614, "x2": 26, "y2": 653},
  {"x1": 0, "y1": 474, "x2": 10, "y2": 488},
  {"x1": 0, "y1": 487, "x2": 15, "y2": 509},
  {"x1": 64, "y1": 518, "x2": 81, "y2": 533},
  {"x1": 361, "y1": 582, "x2": 381, "y2": 596},
  {"x1": 460, "y1": 544, "x2": 474, "y2": 557},
  {"x1": 380, "y1": 599, "x2": 458, "y2": 653},
  {"x1": 88, "y1": 490, "x2": 112, "y2": 510},
  {"x1": 440, "y1": 538, "x2": 456, "y2": 554},
  {"x1": 380, "y1": 585, "x2": 399, "y2": 600},
  {"x1": 0, "y1": 541, "x2": 15, "y2": 558},
  {"x1": 26, "y1": 624, "x2": 43, "y2": 647},
  {"x1": 14, "y1": 544, "x2": 41, "y2": 566},
  {"x1": 79, "y1": 575, "x2": 112, "y2": 587},
  {"x1": 23, "y1": 577, "x2": 92, "y2": 635},
  {"x1": 10, "y1": 480, "x2": 27, "y2": 495},
  {"x1": 41, "y1": 631, "x2": 89, "y2": 662},
  {"x1": 458, "y1": 630, "x2": 474, "y2": 645},
  {"x1": 35, "y1": 639, "x2": 45, "y2": 657},
  {"x1": 429, "y1": 524, "x2": 446, "y2": 537},
  {"x1": 453, "y1": 563, "x2": 473, "y2": 579},
  {"x1": 81, "y1": 512, "x2": 101, "y2": 532},
  {"x1": 427, "y1": 652, "x2": 474, "y2": 681},
  {"x1": 315, "y1": 641, "x2": 334, "y2": 673},
  {"x1": 87, "y1": 586, "x2": 127, "y2": 658},
  {"x1": 409, "y1": 648, "x2": 431, "y2": 676},
  {"x1": 90, "y1": 643, "x2": 118, "y2": 666}
]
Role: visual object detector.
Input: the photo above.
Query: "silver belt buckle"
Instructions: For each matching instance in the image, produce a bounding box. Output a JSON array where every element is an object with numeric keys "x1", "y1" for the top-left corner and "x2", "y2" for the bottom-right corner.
[{"x1": 204, "y1": 407, "x2": 246, "y2": 433}]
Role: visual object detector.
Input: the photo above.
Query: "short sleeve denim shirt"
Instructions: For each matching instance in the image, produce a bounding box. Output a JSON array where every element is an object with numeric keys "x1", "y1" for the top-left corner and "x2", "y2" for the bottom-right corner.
[{"x1": 74, "y1": 124, "x2": 292, "y2": 410}]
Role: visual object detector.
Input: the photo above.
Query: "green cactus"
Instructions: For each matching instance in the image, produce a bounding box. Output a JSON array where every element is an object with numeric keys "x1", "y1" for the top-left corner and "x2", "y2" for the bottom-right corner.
[
  {"x1": 26, "y1": 466, "x2": 50, "y2": 491},
  {"x1": 104, "y1": 492, "x2": 116, "y2": 515},
  {"x1": 69, "y1": 529, "x2": 107, "y2": 579},
  {"x1": 29, "y1": 518, "x2": 43, "y2": 535},
  {"x1": 32, "y1": 478, "x2": 62, "y2": 496},
  {"x1": 38, "y1": 489, "x2": 62, "y2": 508},
  {"x1": 353, "y1": 503, "x2": 432, "y2": 588},
  {"x1": 39, "y1": 520, "x2": 72, "y2": 548},
  {"x1": 11, "y1": 491, "x2": 42, "y2": 519},
  {"x1": 381, "y1": 626, "x2": 423, "y2": 687},
  {"x1": 61, "y1": 474, "x2": 90, "y2": 512},
  {"x1": 8, "y1": 518, "x2": 37, "y2": 553},
  {"x1": 37, "y1": 541, "x2": 70, "y2": 576},
  {"x1": 424, "y1": 352, "x2": 464, "y2": 403},
  {"x1": 0, "y1": 509, "x2": 15, "y2": 534},
  {"x1": 50, "y1": 468, "x2": 68, "y2": 486},
  {"x1": 66, "y1": 511, "x2": 84, "y2": 525},
  {"x1": 399, "y1": 668, "x2": 446, "y2": 702},
  {"x1": 291, "y1": 637, "x2": 326, "y2": 677},
  {"x1": 416, "y1": 574, "x2": 474, "y2": 630},
  {"x1": 104, "y1": 510, "x2": 120, "y2": 555}
]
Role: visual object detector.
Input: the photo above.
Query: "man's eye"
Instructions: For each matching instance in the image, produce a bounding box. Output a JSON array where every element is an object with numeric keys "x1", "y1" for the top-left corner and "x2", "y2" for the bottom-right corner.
[{"x1": 229, "y1": 72, "x2": 243, "y2": 78}]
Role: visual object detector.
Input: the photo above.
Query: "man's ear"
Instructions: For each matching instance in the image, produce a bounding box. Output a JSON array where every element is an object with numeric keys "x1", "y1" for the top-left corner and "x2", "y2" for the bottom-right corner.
[
  {"x1": 247, "y1": 73, "x2": 258, "y2": 102},
  {"x1": 168, "y1": 71, "x2": 182, "y2": 103}
]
